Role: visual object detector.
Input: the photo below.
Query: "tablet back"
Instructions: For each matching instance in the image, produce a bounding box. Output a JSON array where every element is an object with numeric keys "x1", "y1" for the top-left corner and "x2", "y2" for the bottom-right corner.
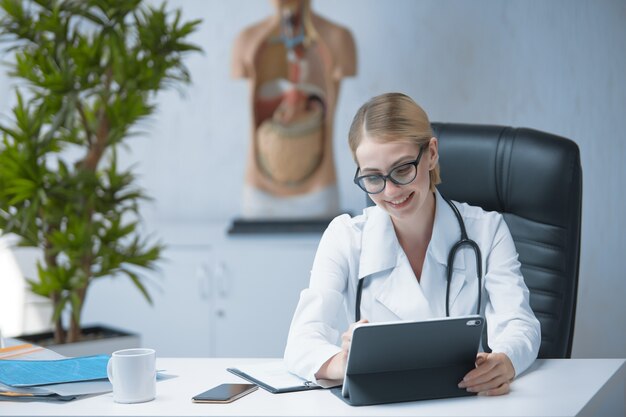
[{"x1": 335, "y1": 315, "x2": 484, "y2": 406}]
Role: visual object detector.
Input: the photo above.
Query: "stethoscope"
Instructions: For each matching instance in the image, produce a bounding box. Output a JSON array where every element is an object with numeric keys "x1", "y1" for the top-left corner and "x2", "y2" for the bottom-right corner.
[{"x1": 355, "y1": 194, "x2": 483, "y2": 322}]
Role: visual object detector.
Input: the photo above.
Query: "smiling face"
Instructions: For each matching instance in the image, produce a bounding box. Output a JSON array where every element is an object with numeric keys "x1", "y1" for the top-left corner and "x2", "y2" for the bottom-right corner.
[{"x1": 356, "y1": 135, "x2": 438, "y2": 221}]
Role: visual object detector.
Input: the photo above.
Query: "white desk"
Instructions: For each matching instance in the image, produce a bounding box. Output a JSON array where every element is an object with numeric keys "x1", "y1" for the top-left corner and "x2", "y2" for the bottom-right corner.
[{"x1": 3, "y1": 358, "x2": 624, "y2": 417}]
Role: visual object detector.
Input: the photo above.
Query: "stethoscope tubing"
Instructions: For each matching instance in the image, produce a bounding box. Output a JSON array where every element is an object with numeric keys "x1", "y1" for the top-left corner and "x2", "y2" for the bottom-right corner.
[{"x1": 355, "y1": 194, "x2": 483, "y2": 321}]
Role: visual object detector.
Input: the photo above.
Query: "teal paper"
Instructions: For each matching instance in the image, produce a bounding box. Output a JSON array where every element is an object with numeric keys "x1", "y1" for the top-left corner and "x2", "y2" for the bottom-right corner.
[{"x1": 0, "y1": 355, "x2": 110, "y2": 387}]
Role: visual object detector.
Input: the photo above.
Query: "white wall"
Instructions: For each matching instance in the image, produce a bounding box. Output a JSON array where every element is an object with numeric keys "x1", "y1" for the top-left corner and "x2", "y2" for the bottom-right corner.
[{"x1": 1, "y1": 0, "x2": 624, "y2": 357}]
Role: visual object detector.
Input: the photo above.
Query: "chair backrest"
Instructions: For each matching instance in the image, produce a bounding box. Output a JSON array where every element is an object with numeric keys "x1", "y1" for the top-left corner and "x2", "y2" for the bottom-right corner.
[
  {"x1": 434, "y1": 123, "x2": 582, "y2": 359},
  {"x1": 367, "y1": 123, "x2": 582, "y2": 359}
]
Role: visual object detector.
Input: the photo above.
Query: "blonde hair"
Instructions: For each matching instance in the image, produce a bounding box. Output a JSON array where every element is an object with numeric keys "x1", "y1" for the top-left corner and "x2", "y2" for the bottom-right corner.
[{"x1": 348, "y1": 92, "x2": 441, "y2": 191}]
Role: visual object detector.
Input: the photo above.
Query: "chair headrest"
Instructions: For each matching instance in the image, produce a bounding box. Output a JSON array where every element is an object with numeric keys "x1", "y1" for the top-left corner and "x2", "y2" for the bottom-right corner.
[{"x1": 433, "y1": 123, "x2": 581, "y2": 228}]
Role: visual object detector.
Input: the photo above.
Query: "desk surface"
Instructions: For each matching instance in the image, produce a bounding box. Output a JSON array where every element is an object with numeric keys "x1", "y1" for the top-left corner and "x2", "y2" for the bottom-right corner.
[{"x1": 3, "y1": 358, "x2": 625, "y2": 417}]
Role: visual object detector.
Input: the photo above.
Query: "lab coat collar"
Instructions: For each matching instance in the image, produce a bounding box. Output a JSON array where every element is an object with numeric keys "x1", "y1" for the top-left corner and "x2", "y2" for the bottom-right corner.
[
  {"x1": 358, "y1": 205, "x2": 400, "y2": 279},
  {"x1": 357, "y1": 189, "x2": 465, "y2": 280}
]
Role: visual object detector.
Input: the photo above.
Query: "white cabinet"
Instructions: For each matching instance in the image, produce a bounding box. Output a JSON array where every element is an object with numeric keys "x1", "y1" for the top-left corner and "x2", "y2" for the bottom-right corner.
[
  {"x1": 82, "y1": 222, "x2": 320, "y2": 358},
  {"x1": 82, "y1": 245, "x2": 214, "y2": 357},
  {"x1": 211, "y1": 239, "x2": 318, "y2": 357}
]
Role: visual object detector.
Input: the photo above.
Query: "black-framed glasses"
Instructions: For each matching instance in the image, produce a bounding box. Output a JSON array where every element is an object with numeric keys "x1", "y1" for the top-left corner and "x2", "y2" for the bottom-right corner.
[{"x1": 353, "y1": 145, "x2": 426, "y2": 194}]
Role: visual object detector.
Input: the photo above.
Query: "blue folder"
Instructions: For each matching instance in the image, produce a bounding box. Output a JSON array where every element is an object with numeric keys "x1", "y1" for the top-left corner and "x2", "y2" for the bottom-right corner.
[{"x1": 0, "y1": 355, "x2": 110, "y2": 387}]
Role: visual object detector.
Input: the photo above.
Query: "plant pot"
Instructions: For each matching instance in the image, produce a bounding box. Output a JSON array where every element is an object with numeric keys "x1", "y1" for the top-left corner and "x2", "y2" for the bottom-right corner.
[{"x1": 17, "y1": 324, "x2": 141, "y2": 357}]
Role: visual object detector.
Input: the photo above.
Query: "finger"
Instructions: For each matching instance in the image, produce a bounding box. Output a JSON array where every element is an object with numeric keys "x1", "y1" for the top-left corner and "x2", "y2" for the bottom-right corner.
[
  {"x1": 341, "y1": 327, "x2": 354, "y2": 350},
  {"x1": 464, "y1": 364, "x2": 503, "y2": 386},
  {"x1": 350, "y1": 319, "x2": 369, "y2": 331},
  {"x1": 464, "y1": 374, "x2": 511, "y2": 393},
  {"x1": 460, "y1": 359, "x2": 509, "y2": 388},
  {"x1": 475, "y1": 352, "x2": 488, "y2": 366},
  {"x1": 344, "y1": 319, "x2": 368, "y2": 346},
  {"x1": 459, "y1": 368, "x2": 499, "y2": 388},
  {"x1": 341, "y1": 336, "x2": 351, "y2": 352},
  {"x1": 342, "y1": 320, "x2": 370, "y2": 355},
  {"x1": 477, "y1": 382, "x2": 510, "y2": 397},
  {"x1": 462, "y1": 358, "x2": 498, "y2": 382},
  {"x1": 481, "y1": 353, "x2": 515, "y2": 380}
]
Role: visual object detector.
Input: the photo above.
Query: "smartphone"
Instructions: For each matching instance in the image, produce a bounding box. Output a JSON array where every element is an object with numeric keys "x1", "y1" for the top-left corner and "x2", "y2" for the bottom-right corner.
[{"x1": 192, "y1": 383, "x2": 258, "y2": 403}]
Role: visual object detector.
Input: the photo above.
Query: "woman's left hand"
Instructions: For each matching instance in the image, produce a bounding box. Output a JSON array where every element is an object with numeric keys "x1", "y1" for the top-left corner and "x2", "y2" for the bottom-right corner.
[{"x1": 458, "y1": 352, "x2": 515, "y2": 396}]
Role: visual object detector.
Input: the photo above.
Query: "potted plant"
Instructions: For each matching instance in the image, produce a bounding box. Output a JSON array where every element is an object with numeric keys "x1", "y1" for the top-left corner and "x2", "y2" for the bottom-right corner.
[{"x1": 0, "y1": 0, "x2": 202, "y2": 347}]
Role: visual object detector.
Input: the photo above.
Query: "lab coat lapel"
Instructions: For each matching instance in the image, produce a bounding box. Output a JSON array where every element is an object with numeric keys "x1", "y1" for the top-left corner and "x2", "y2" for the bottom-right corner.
[
  {"x1": 359, "y1": 206, "x2": 433, "y2": 320},
  {"x1": 376, "y1": 254, "x2": 434, "y2": 320},
  {"x1": 358, "y1": 206, "x2": 399, "y2": 279},
  {"x1": 423, "y1": 191, "x2": 468, "y2": 316}
]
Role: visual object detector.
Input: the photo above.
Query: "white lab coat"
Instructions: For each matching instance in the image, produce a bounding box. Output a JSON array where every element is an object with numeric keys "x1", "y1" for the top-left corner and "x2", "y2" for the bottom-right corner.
[{"x1": 284, "y1": 190, "x2": 540, "y2": 382}]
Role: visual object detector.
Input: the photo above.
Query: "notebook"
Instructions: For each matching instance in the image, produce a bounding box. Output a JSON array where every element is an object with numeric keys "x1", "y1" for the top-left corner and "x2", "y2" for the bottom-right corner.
[
  {"x1": 333, "y1": 315, "x2": 485, "y2": 406},
  {"x1": 228, "y1": 360, "x2": 340, "y2": 394}
]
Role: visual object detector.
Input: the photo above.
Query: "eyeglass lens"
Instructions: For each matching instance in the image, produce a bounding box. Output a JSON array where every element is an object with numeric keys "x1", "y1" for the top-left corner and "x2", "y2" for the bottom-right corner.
[{"x1": 359, "y1": 162, "x2": 417, "y2": 193}]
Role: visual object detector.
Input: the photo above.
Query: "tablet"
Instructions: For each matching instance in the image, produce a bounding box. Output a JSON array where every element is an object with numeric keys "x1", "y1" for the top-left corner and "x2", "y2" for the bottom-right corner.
[{"x1": 336, "y1": 315, "x2": 485, "y2": 406}]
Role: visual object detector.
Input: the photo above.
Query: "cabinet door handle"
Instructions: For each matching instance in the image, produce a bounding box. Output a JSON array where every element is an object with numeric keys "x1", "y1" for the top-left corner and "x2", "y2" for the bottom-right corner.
[
  {"x1": 197, "y1": 263, "x2": 212, "y2": 300},
  {"x1": 214, "y1": 261, "x2": 231, "y2": 298}
]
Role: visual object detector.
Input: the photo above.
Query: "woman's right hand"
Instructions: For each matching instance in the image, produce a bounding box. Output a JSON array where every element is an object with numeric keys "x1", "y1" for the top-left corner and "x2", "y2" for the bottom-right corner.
[{"x1": 315, "y1": 319, "x2": 369, "y2": 380}]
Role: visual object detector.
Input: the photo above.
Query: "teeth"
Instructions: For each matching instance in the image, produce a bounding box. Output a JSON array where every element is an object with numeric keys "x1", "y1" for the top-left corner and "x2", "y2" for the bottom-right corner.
[{"x1": 389, "y1": 194, "x2": 410, "y2": 205}]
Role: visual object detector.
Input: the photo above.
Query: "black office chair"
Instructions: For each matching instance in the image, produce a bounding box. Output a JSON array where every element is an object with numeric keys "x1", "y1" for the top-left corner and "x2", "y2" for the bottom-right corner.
[
  {"x1": 436, "y1": 123, "x2": 582, "y2": 359},
  {"x1": 367, "y1": 123, "x2": 582, "y2": 359}
]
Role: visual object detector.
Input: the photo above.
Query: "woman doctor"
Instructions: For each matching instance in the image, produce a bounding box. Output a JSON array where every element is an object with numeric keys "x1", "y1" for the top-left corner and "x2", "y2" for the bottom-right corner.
[{"x1": 284, "y1": 92, "x2": 540, "y2": 396}]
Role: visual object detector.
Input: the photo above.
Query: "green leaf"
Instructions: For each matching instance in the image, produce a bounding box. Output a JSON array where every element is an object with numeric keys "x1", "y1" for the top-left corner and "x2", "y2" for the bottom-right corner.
[
  {"x1": 124, "y1": 270, "x2": 153, "y2": 305},
  {"x1": 0, "y1": 0, "x2": 200, "y2": 333},
  {"x1": 5, "y1": 178, "x2": 38, "y2": 204}
]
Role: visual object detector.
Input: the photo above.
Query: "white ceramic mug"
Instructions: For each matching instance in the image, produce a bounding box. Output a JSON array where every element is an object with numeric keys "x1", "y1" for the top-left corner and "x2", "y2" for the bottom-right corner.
[{"x1": 107, "y1": 348, "x2": 156, "y2": 403}]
